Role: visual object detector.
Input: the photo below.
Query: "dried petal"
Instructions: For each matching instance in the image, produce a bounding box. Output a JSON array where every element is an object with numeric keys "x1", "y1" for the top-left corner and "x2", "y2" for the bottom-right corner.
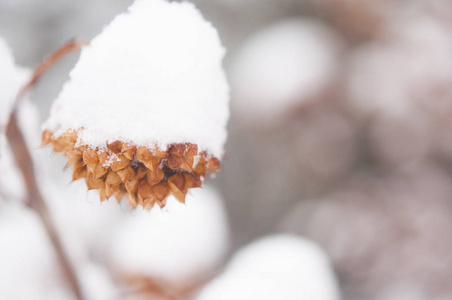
[
  {"x1": 125, "y1": 179, "x2": 139, "y2": 196},
  {"x1": 184, "y1": 172, "x2": 202, "y2": 189},
  {"x1": 138, "y1": 180, "x2": 153, "y2": 202},
  {"x1": 185, "y1": 143, "x2": 198, "y2": 157},
  {"x1": 147, "y1": 168, "x2": 164, "y2": 186},
  {"x1": 114, "y1": 185, "x2": 126, "y2": 202},
  {"x1": 169, "y1": 144, "x2": 186, "y2": 156},
  {"x1": 99, "y1": 188, "x2": 108, "y2": 202},
  {"x1": 126, "y1": 194, "x2": 138, "y2": 209},
  {"x1": 83, "y1": 149, "x2": 99, "y2": 164},
  {"x1": 207, "y1": 157, "x2": 221, "y2": 172},
  {"x1": 154, "y1": 147, "x2": 168, "y2": 159},
  {"x1": 66, "y1": 149, "x2": 83, "y2": 168},
  {"x1": 167, "y1": 153, "x2": 183, "y2": 169},
  {"x1": 53, "y1": 136, "x2": 73, "y2": 153},
  {"x1": 88, "y1": 163, "x2": 109, "y2": 178},
  {"x1": 98, "y1": 151, "x2": 110, "y2": 166},
  {"x1": 106, "y1": 171, "x2": 122, "y2": 187},
  {"x1": 106, "y1": 183, "x2": 120, "y2": 199},
  {"x1": 153, "y1": 181, "x2": 170, "y2": 203},
  {"x1": 117, "y1": 165, "x2": 135, "y2": 182},
  {"x1": 111, "y1": 154, "x2": 130, "y2": 171},
  {"x1": 136, "y1": 164, "x2": 149, "y2": 179},
  {"x1": 122, "y1": 144, "x2": 136, "y2": 160},
  {"x1": 86, "y1": 176, "x2": 104, "y2": 190},
  {"x1": 194, "y1": 156, "x2": 206, "y2": 176},
  {"x1": 179, "y1": 156, "x2": 194, "y2": 171},
  {"x1": 72, "y1": 162, "x2": 87, "y2": 181},
  {"x1": 144, "y1": 198, "x2": 156, "y2": 210},
  {"x1": 42, "y1": 130, "x2": 53, "y2": 146},
  {"x1": 136, "y1": 146, "x2": 153, "y2": 163},
  {"x1": 107, "y1": 140, "x2": 122, "y2": 153},
  {"x1": 168, "y1": 173, "x2": 186, "y2": 203}
]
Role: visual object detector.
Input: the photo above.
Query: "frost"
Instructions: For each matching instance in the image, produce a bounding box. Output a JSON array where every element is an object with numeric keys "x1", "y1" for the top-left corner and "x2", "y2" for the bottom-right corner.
[
  {"x1": 231, "y1": 19, "x2": 341, "y2": 123},
  {"x1": 197, "y1": 235, "x2": 340, "y2": 300},
  {"x1": 44, "y1": 0, "x2": 229, "y2": 158},
  {"x1": 109, "y1": 187, "x2": 229, "y2": 284},
  {"x1": 0, "y1": 203, "x2": 71, "y2": 299}
]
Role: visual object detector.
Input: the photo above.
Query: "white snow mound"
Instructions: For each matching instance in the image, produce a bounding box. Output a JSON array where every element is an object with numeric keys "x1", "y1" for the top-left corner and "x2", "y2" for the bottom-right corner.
[
  {"x1": 110, "y1": 187, "x2": 229, "y2": 284},
  {"x1": 197, "y1": 234, "x2": 340, "y2": 300},
  {"x1": 0, "y1": 203, "x2": 71, "y2": 299},
  {"x1": 232, "y1": 19, "x2": 341, "y2": 123},
  {"x1": 44, "y1": 0, "x2": 229, "y2": 158}
]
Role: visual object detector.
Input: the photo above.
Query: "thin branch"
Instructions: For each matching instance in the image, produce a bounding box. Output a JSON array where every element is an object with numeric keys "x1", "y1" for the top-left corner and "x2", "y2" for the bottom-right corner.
[
  {"x1": 5, "y1": 40, "x2": 87, "y2": 300},
  {"x1": 12, "y1": 39, "x2": 87, "y2": 112},
  {"x1": 6, "y1": 113, "x2": 84, "y2": 300}
]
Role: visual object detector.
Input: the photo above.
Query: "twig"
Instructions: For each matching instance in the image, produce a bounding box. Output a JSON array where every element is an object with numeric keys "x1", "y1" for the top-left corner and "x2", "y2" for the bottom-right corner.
[
  {"x1": 12, "y1": 39, "x2": 87, "y2": 112},
  {"x1": 5, "y1": 40, "x2": 87, "y2": 300}
]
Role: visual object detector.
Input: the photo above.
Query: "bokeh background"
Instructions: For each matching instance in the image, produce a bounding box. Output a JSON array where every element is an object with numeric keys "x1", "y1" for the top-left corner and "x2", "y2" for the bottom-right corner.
[{"x1": 2, "y1": 0, "x2": 452, "y2": 299}]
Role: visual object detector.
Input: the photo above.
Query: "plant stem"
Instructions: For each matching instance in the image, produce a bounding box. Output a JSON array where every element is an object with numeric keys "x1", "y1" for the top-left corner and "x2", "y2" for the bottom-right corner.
[
  {"x1": 6, "y1": 112, "x2": 84, "y2": 300},
  {"x1": 5, "y1": 39, "x2": 87, "y2": 300}
]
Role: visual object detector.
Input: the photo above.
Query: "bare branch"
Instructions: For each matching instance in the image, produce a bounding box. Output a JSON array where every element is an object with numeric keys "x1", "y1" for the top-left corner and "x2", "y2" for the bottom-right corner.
[{"x1": 5, "y1": 39, "x2": 88, "y2": 300}]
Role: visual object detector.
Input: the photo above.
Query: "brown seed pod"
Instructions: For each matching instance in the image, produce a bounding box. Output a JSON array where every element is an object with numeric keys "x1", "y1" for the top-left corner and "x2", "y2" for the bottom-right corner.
[{"x1": 43, "y1": 129, "x2": 222, "y2": 209}]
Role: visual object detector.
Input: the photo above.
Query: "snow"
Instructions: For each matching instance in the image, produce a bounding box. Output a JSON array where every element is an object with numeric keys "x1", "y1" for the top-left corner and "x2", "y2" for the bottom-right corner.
[
  {"x1": 109, "y1": 187, "x2": 228, "y2": 284},
  {"x1": 0, "y1": 202, "x2": 72, "y2": 300},
  {"x1": 44, "y1": 0, "x2": 229, "y2": 158},
  {"x1": 42, "y1": 177, "x2": 125, "y2": 264},
  {"x1": 196, "y1": 235, "x2": 340, "y2": 300},
  {"x1": 78, "y1": 263, "x2": 119, "y2": 300},
  {"x1": 0, "y1": 36, "x2": 29, "y2": 151},
  {"x1": 231, "y1": 19, "x2": 341, "y2": 123}
]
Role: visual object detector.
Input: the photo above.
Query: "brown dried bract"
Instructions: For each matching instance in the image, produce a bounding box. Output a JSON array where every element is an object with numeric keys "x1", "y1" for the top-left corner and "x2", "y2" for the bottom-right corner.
[{"x1": 43, "y1": 129, "x2": 221, "y2": 209}]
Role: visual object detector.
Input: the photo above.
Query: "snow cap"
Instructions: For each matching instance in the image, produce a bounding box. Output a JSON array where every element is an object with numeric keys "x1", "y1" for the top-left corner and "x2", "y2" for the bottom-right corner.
[{"x1": 44, "y1": 0, "x2": 229, "y2": 158}]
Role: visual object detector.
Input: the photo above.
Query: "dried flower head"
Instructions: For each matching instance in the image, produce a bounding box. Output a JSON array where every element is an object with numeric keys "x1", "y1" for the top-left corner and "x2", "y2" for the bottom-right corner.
[{"x1": 42, "y1": 0, "x2": 229, "y2": 208}]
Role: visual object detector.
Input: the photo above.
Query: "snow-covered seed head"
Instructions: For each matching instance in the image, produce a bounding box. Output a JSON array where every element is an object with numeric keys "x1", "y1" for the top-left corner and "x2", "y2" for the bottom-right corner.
[{"x1": 41, "y1": 0, "x2": 229, "y2": 209}]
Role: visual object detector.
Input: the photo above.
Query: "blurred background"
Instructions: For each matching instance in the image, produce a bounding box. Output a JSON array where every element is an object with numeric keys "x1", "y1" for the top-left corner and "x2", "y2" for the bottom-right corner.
[{"x1": 2, "y1": 0, "x2": 452, "y2": 299}]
